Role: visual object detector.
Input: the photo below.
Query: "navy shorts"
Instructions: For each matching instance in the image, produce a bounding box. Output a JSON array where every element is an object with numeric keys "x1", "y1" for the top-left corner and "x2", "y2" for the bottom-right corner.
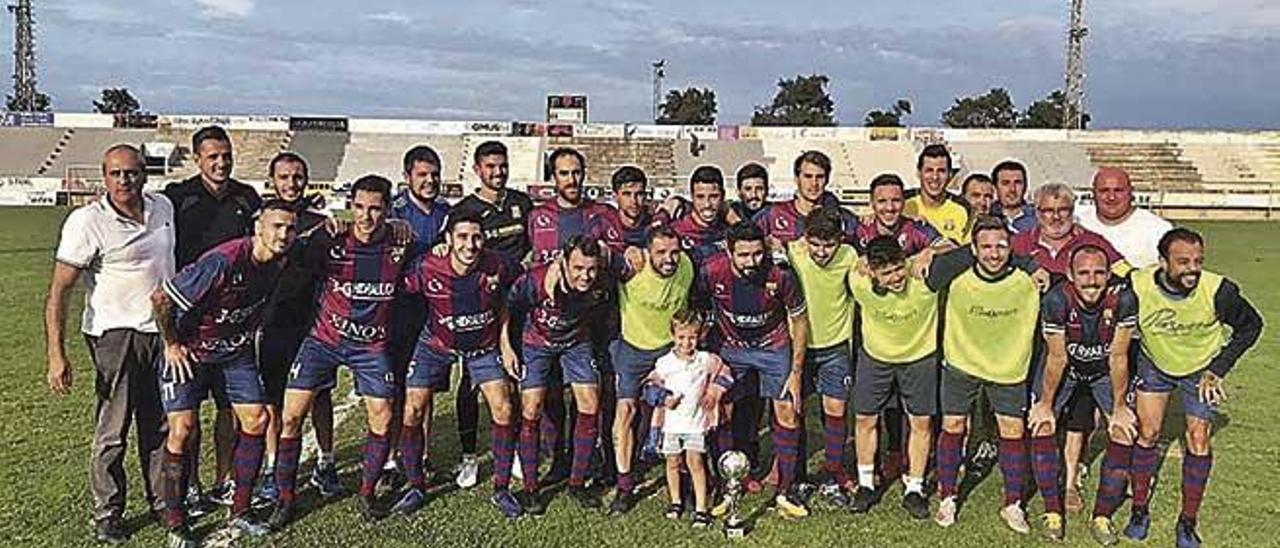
[
  {"x1": 258, "y1": 325, "x2": 310, "y2": 407},
  {"x1": 287, "y1": 337, "x2": 395, "y2": 400},
  {"x1": 1032, "y1": 368, "x2": 1123, "y2": 418},
  {"x1": 406, "y1": 345, "x2": 508, "y2": 392},
  {"x1": 719, "y1": 345, "x2": 793, "y2": 402},
  {"x1": 802, "y1": 343, "x2": 852, "y2": 401},
  {"x1": 1133, "y1": 353, "x2": 1215, "y2": 420},
  {"x1": 521, "y1": 341, "x2": 597, "y2": 390},
  {"x1": 611, "y1": 339, "x2": 671, "y2": 400},
  {"x1": 158, "y1": 350, "x2": 264, "y2": 413},
  {"x1": 940, "y1": 363, "x2": 1027, "y2": 418},
  {"x1": 854, "y1": 347, "x2": 938, "y2": 416}
]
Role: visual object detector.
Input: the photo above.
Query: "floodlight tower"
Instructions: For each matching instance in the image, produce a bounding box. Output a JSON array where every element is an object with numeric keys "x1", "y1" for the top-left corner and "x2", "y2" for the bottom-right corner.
[
  {"x1": 7, "y1": 0, "x2": 38, "y2": 111},
  {"x1": 651, "y1": 59, "x2": 666, "y2": 123},
  {"x1": 1063, "y1": 0, "x2": 1088, "y2": 129}
]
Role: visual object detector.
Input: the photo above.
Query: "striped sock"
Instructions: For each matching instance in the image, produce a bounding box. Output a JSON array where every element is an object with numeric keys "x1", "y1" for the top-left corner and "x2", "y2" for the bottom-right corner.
[
  {"x1": 161, "y1": 449, "x2": 186, "y2": 529},
  {"x1": 772, "y1": 421, "x2": 801, "y2": 493},
  {"x1": 491, "y1": 421, "x2": 517, "y2": 490},
  {"x1": 1030, "y1": 435, "x2": 1063, "y2": 513},
  {"x1": 822, "y1": 413, "x2": 849, "y2": 485},
  {"x1": 275, "y1": 437, "x2": 302, "y2": 505},
  {"x1": 519, "y1": 417, "x2": 541, "y2": 493},
  {"x1": 231, "y1": 432, "x2": 265, "y2": 517},
  {"x1": 936, "y1": 431, "x2": 964, "y2": 498},
  {"x1": 569, "y1": 412, "x2": 598, "y2": 487},
  {"x1": 1180, "y1": 451, "x2": 1212, "y2": 521},
  {"x1": 1130, "y1": 442, "x2": 1159, "y2": 509},
  {"x1": 997, "y1": 437, "x2": 1028, "y2": 506},
  {"x1": 616, "y1": 471, "x2": 635, "y2": 495},
  {"x1": 400, "y1": 424, "x2": 427, "y2": 490},
  {"x1": 359, "y1": 431, "x2": 391, "y2": 498},
  {"x1": 1092, "y1": 441, "x2": 1131, "y2": 519}
]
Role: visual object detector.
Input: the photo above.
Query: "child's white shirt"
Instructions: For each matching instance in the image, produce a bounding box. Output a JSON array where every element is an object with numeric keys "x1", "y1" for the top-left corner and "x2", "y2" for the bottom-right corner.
[{"x1": 653, "y1": 350, "x2": 711, "y2": 435}]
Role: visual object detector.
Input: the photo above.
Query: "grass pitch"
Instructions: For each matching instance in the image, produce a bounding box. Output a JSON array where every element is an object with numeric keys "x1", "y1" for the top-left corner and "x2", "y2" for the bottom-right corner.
[{"x1": 1, "y1": 207, "x2": 1276, "y2": 547}]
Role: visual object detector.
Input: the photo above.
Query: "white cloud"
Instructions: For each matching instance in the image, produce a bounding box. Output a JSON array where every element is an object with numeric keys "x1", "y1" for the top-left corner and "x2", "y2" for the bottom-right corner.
[
  {"x1": 194, "y1": 0, "x2": 253, "y2": 19},
  {"x1": 364, "y1": 12, "x2": 412, "y2": 25}
]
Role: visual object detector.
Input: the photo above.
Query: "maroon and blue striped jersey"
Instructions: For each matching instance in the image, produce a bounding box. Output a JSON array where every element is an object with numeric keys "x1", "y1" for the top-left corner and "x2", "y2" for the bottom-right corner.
[
  {"x1": 669, "y1": 213, "x2": 729, "y2": 266},
  {"x1": 508, "y1": 262, "x2": 615, "y2": 348},
  {"x1": 600, "y1": 206, "x2": 670, "y2": 249},
  {"x1": 851, "y1": 217, "x2": 942, "y2": 256},
  {"x1": 695, "y1": 252, "x2": 806, "y2": 349},
  {"x1": 403, "y1": 250, "x2": 520, "y2": 356},
  {"x1": 305, "y1": 231, "x2": 407, "y2": 350},
  {"x1": 162, "y1": 237, "x2": 285, "y2": 362},
  {"x1": 527, "y1": 199, "x2": 625, "y2": 265},
  {"x1": 752, "y1": 200, "x2": 858, "y2": 245}
]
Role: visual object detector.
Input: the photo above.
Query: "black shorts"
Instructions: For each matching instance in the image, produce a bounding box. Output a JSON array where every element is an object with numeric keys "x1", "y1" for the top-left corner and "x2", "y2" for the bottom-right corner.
[
  {"x1": 940, "y1": 364, "x2": 1027, "y2": 418},
  {"x1": 258, "y1": 325, "x2": 310, "y2": 407},
  {"x1": 854, "y1": 347, "x2": 938, "y2": 417}
]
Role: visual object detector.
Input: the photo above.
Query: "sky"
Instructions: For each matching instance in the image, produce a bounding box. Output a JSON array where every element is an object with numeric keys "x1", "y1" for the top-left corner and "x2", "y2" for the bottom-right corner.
[{"x1": 14, "y1": 0, "x2": 1280, "y2": 128}]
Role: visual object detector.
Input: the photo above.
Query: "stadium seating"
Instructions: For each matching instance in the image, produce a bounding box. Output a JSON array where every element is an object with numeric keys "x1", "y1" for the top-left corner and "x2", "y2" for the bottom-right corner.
[
  {"x1": 949, "y1": 140, "x2": 1097, "y2": 188},
  {"x1": 335, "y1": 134, "x2": 466, "y2": 185},
  {"x1": 153, "y1": 127, "x2": 288, "y2": 182},
  {"x1": 674, "y1": 139, "x2": 765, "y2": 189},
  {"x1": 41, "y1": 128, "x2": 157, "y2": 179},
  {"x1": 284, "y1": 131, "x2": 349, "y2": 183},
  {"x1": 547, "y1": 137, "x2": 677, "y2": 189},
  {"x1": 1178, "y1": 143, "x2": 1280, "y2": 191},
  {"x1": 842, "y1": 141, "x2": 919, "y2": 189},
  {"x1": 1082, "y1": 142, "x2": 1203, "y2": 191},
  {"x1": 759, "y1": 139, "x2": 854, "y2": 191},
  {"x1": 0, "y1": 127, "x2": 62, "y2": 176}
]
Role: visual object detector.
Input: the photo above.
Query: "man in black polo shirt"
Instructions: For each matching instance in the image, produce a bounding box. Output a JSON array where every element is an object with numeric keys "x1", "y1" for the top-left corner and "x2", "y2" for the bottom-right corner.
[
  {"x1": 162, "y1": 125, "x2": 262, "y2": 511},
  {"x1": 451, "y1": 141, "x2": 534, "y2": 262}
]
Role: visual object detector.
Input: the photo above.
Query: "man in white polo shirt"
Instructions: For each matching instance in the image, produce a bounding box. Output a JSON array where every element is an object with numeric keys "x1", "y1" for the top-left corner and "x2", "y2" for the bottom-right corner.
[
  {"x1": 45, "y1": 144, "x2": 176, "y2": 544},
  {"x1": 1076, "y1": 167, "x2": 1172, "y2": 268}
]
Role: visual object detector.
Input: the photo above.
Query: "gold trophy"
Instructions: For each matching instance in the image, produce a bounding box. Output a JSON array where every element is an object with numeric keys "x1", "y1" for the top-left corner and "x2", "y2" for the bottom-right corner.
[{"x1": 718, "y1": 450, "x2": 750, "y2": 539}]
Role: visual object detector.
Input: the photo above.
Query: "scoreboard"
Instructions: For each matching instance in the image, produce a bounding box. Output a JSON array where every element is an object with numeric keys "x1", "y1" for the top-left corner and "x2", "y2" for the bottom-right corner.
[{"x1": 547, "y1": 95, "x2": 588, "y2": 124}]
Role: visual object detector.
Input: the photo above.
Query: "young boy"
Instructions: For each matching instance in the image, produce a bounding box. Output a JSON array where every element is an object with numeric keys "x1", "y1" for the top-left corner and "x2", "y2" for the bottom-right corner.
[{"x1": 647, "y1": 310, "x2": 730, "y2": 528}]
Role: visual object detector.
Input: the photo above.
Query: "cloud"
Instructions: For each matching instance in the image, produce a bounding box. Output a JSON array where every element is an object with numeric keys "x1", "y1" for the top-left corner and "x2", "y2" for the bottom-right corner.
[
  {"x1": 363, "y1": 11, "x2": 412, "y2": 25},
  {"x1": 193, "y1": 0, "x2": 253, "y2": 19}
]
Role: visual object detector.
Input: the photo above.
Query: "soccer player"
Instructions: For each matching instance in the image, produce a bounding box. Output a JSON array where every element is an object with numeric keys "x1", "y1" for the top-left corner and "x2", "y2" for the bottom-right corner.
[
  {"x1": 785, "y1": 206, "x2": 858, "y2": 508},
  {"x1": 670, "y1": 166, "x2": 731, "y2": 266},
  {"x1": 391, "y1": 210, "x2": 525, "y2": 518},
  {"x1": 528, "y1": 147, "x2": 624, "y2": 263},
  {"x1": 1013, "y1": 182, "x2": 1127, "y2": 281},
  {"x1": 904, "y1": 144, "x2": 970, "y2": 244},
  {"x1": 46, "y1": 145, "x2": 174, "y2": 544},
  {"x1": 451, "y1": 141, "x2": 535, "y2": 263},
  {"x1": 608, "y1": 225, "x2": 695, "y2": 515},
  {"x1": 753, "y1": 151, "x2": 855, "y2": 247},
  {"x1": 258, "y1": 152, "x2": 339, "y2": 502},
  {"x1": 269, "y1": 176, "x2": 405, "y2": 528},
  {"x1": 1027, "y1": 245, "x2": 1139, "y2": 543},
  {"x1": 697, "y1": 222, "x2": 810, "y2": 518},
  {"x1": 163, "y1": 125, "x2": 262, "y2": 509},
  {"x1": 848, "y1": 235, "x2": 939, "y2": 519},
  {"x1": 962, "y1": 173, "x2": 997, "y2": 224},
  {"x1": 607, "y1": 165, "x2": 668, "y2": 248},
  {"x1": 1124, "y1": 228, "x2": 1262, "y2": 547},
  {"x1": 729, "y1": 162, "x2": 770, "y2": 223},
  {"x1": 150, "y1": 200, "x2": 297, "y2": 546},
  {"x1": 926, "y1": 216, "x2": 1042, "y2": 534},
  {"x1": 992, "y1": 159, "x2": 1038, "y2": 233},
  {"x1": 1076, "y1": 167, "x2": 1173, "y2": 269},
  {"x1": 853, "y1": 173, "x2": 948, "y2": 262},
  {"x1": 505, "y1": 236, "x2": 618, "y2": 513}
]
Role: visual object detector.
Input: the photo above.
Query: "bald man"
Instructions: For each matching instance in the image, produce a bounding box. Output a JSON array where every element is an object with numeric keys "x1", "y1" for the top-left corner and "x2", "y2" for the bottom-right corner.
[{"x1": 1076, "y1": 168, "x2": 1172, "y2": 269}]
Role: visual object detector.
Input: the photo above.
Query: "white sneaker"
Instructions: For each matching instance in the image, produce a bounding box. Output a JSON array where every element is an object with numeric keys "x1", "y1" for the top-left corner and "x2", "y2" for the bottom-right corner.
[
  {"x1": 511, "y1": 458, "x2": 524, "y2": 481},
  {"x1": 1000, "y1": 503, "x2": 1031, "y2": 534},
  {"x1": 935, "y1": 496, "x2": 957, "y2": 527},
  {"x1": 456, "y1": 454, "x2": 479, "y2": 489}
]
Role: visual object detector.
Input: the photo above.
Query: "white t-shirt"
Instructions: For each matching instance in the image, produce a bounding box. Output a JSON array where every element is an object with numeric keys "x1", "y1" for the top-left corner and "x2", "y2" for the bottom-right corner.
[
  {"x1": 653, "y1": 350, "x2": 713, "y2": 435},
  {"x1": 1076, "y1": 205, "x2": 1172, "y2": 269},
  {"x1": 55, "y1": 192, "x2": 176, "y2": 336}
]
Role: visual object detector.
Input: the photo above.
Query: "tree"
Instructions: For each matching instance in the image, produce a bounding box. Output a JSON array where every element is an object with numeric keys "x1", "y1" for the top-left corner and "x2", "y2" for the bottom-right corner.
[
  {"x1": 863, "y1": 98, "x2": 913, "y2": 127},
  {"x1": 5, "y1": 91, "x2": 50, "y2": 112},
  {"x1": 1019, "y1": 89, "x2": 1090, "y2": 129},
  {"x1": 751, "y1": 74, "x2": 836, "y2": 126},
  {"x1": 656, "y1": 87, "x2": 717, "y2": 125},
  {"x1": 93, "y1": 88, "x2": 140, "y2": 115},
  {"x1": 941, "y1": 88, "x2": 1018, "y2": 128}
]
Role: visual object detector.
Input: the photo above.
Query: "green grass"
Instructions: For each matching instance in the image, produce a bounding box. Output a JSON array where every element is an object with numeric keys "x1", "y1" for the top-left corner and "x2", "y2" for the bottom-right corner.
[{"x1": 1, "y1": 206, "x2": 1276, "y2": 547}]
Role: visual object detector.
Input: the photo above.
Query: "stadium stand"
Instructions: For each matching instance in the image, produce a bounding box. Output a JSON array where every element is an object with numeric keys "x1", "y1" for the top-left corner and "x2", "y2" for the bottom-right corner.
[
  {"x1": 335, "y1": 134, "x2": 466, "y2": 185},
  {"x1": 0, "y1": 127, "x2": 62, "y2": 176},
  {"x1": 759, "y1": 138, "x2": 843, "y2": 190},
  {"x1": 152, "y1": 127, "x2": 288, "y2": 182},
  {"x1": 1082, "y1": 142, "x2": 1204, "y2": 191},
  {"x1": 283, "y1": 131, "x2": 349, "y2": 183},
  {"x1": 1179, "y1": 143, "x2": 1280, "y2": 191},
  {"x1": 842, "y1": 140, "x2": 919, "y2": 188},
  {"x1": 457, "y1": 136, "x2": 544, "y2": 190},
  {"x1": 949, "y1": 140, "x2": 1097, "y2": 188},
  {"x1": 547, "y1": 137, "x2": 677, "y2": 188},
  {"x1": 41, "y1": 128, "x2": 157, "y2": 179},
  {"x1": 674, "y1": 139, "x2": 765, "y2": 188}
]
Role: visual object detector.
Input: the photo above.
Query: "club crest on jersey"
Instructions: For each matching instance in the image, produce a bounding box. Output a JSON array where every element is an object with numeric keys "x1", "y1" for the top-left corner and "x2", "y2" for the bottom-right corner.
[
  {"x1": 329, "y1": 244, "x2": 346, "y2": 260},
  {"x1": 426, "y1": 277, "x2": 446, "y2": 296},
  {"x1": 511, "y1": 206, "x2": 522, "y2": 218},
  {"x1": 765, "y1": 281, "x2": 778, "y2": 297},
  {"x1": 389, "y1": 246, "x2": 406, "y2": 264},
  {"x1": 534, "y1": 212, "x2": 553, "y2": 229},
  {"x1": 485, "y1": 274, "x2": 500, "y2": 291},
  {"x1": 774, "y1": 216, "x2": 789, "y2": 232}
]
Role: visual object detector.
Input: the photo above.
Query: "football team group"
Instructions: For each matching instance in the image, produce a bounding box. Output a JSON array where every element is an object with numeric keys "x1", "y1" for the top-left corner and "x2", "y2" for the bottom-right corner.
[{"x1": 44, "y1": 126, "x2": 1262, "y2": 547}]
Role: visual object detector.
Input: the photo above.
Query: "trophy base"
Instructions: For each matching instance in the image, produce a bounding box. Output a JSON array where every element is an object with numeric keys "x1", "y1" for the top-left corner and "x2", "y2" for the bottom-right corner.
[{"x1": 724, "y1": 523, "x2": 748, "y2": 539}]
